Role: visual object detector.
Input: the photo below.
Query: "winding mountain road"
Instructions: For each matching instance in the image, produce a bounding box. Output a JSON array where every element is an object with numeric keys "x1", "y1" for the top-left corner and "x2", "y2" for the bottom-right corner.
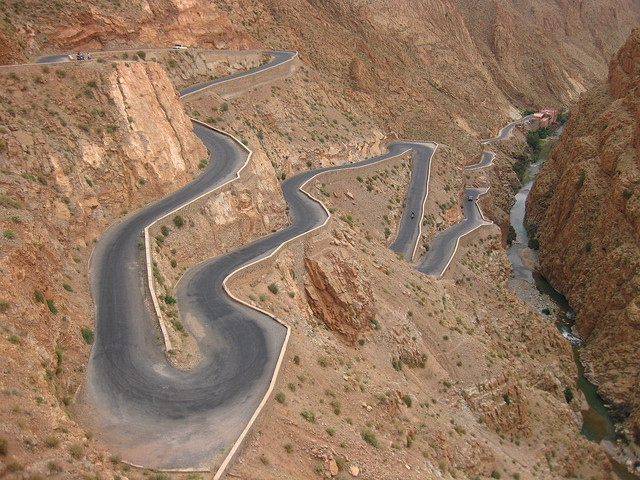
[{"x1": 34, "y1": 49, "x2": 524, "y2": 471}]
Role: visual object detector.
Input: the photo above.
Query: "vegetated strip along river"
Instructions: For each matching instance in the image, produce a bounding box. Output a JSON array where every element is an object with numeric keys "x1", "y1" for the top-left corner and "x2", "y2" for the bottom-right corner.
[{"x1": 507, "y1": 142, "x2": 638, "y2": 480}]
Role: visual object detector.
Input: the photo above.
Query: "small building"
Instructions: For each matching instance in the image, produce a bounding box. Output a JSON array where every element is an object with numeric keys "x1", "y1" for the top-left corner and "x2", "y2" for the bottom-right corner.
[{"x1": 526, "y1": 108, "x2": 559, "y2": 131}]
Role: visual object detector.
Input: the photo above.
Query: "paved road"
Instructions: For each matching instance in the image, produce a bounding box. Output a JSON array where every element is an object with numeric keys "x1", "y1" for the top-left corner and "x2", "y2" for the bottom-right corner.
[
  {"x1": 389, "y1": 142, "x2": 437, "y2": 261},
  {"x1": 416, "y1": 188, "x2": 491, "y2": 276},
  {"x1": 465, "y1": 150, "x2": 495, "y2": 170},
  {"x1": 179, "y1": 50, "x2": 296, "y2": 97},
  {"x1": 34, "y1": 54, "x2": 71, "y2": 63},
  {"x1": 481, "y1": 115, "x2": 532, "y2": 144}
]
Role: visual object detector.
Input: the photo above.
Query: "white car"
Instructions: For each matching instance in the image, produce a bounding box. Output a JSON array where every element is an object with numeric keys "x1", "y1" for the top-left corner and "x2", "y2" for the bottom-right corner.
[
  {"x1": 173, "y1": 44, "x2": 188, "y2": 49},
  {"x1": 468, "y1": 195, "x2": 474, "y2": 201}
]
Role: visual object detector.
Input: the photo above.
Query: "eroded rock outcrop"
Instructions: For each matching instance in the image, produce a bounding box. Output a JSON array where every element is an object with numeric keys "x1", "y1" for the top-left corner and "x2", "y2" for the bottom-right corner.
[
  {"x1": 526, "y1": 28, "x2": 640, "y2": 440},
  {"x1": 304, "y1": 230, "x2": 376, "y2": 343}
]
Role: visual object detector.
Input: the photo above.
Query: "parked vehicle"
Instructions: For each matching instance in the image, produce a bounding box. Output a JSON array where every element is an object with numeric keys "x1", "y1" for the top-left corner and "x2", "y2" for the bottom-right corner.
[{"x1": 468, "y1": 195, "x2": 474, "y2": 201}]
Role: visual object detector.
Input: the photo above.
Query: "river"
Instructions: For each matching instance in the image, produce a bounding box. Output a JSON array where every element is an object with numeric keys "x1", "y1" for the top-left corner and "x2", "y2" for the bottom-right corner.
[{"x1": 506, "y1": 144, "x2": 639, "y2": 480}]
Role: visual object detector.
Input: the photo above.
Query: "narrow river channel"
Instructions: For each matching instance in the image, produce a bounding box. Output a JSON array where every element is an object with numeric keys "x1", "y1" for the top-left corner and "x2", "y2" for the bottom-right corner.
[{"x1": 506, "y1": 143, "x2": 638, "y2": 480}]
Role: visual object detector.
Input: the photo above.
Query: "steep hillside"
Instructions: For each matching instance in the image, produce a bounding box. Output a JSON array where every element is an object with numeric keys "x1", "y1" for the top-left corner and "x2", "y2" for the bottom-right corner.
[{"x1": 526, "y1": 28, "x2": 640, "y2": 453}]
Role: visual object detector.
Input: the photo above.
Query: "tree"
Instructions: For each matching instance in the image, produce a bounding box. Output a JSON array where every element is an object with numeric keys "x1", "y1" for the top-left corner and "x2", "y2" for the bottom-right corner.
[{"x1": 526, "y1": 131, "x2": 541, "y2": 152}]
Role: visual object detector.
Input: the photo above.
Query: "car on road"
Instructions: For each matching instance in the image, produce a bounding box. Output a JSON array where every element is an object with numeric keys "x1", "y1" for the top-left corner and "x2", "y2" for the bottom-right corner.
[{"x1": 468, "y1": 195, "x2": 474, "y2": 201}]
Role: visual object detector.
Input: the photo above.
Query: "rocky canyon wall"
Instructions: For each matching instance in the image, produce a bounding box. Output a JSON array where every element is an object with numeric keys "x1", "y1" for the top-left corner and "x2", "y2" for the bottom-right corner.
[{"x1": 526, "y1": 28, "x2": 640, "y2": 441}]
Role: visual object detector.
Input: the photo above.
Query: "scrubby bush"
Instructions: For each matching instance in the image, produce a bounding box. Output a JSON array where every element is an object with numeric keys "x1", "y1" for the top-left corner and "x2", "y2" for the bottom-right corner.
[{"x1": 361, "y1": 430, "x2": 378, "y2": 447}]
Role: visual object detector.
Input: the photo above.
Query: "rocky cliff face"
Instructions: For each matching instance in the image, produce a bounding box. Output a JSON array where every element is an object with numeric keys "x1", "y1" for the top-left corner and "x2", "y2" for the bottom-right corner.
[{"x1": 526, "y1": 28, "x2": 640, "y2": 443}]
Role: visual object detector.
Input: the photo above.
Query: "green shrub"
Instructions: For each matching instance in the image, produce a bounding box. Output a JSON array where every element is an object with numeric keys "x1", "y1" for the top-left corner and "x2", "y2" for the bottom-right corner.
[
  {"x1": 300, "y1": 410, "x2": 316, "y2": 423},
  {"x1": 173, "y1": 215, "x2": 184, "y2": 227},
  {"x1": 284, "y1": 443, "x2": 293, "y2": 453},
  {"x1": 491, "y1": 471, "x2": 502, "y2": 479},
  {"x1": 81, "y1": 328, "x2": 94, "y2": 345},
  {"x1": 392, "y1": 357, "x2": 402, "y2": 371},
  {"x1": 268, "y1": 283, "x2": 279, "y2": 294},
  {"x1": 503, "y1": 393, "x2": 511, "y2": 405},
  {"x1": 46, "y1": 299, "x2": 58, "y2": 314},
  {"x1": 275, "y1": 392, "x2": 285, "y2": 403},
  {"x1": 564, "y1": 386, "x2": 574, "y2": 403},
  {"x1": 528, "y1": 238, "x2": 539, "y2": 250},
  {"x1": 0, "y1": 436, "x2": 7, "y2": 455},
  {"x1": 62, "y1": 283, "x2": 73, "y2": 292},
  {"x1": 402, "y1": 394, "x2": 412, "y2": 407},
  {"x1": 0, "y1": 300, "x2": 9, "y2": 313},
  {"x1": 160, "y1": 225, "x2": 169, "y2": 237},
  {"x1": 526, "y1": 131, "x2": 541, "y2": 152},
  {"x1": 136, "y1": 50, "x2": 146, "y2": 60}
]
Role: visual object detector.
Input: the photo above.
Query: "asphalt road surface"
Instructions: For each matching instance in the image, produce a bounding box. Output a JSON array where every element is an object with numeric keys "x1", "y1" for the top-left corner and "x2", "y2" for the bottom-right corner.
[
  {"x1": 416, "y1": 188, "x2": 491, "y2": 276},
  {"x1": 481, "y1": 115, "x2": 532, "y2": 144},
  {"x1": 388, "y1": 142, "x2": 437, "y2": 261},
  {"x1": 465, "y1": 150, "x2": 495, "y2": 170},
  {"x1": 35, "y1": 54, "x2": 71, "y2": 63},
  {"x1": 179, "y1": 50, "x2": 296, "y2": 97}
]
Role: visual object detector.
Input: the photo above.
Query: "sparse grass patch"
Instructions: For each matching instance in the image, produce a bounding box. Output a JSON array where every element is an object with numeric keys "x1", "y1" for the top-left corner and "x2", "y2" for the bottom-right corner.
[
  {"x1": 69, "y1": 442, "x2": 83, "y2": 459},
  {"x1": 43, "y1": 435, "x2": 60, "y2": 448}
]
